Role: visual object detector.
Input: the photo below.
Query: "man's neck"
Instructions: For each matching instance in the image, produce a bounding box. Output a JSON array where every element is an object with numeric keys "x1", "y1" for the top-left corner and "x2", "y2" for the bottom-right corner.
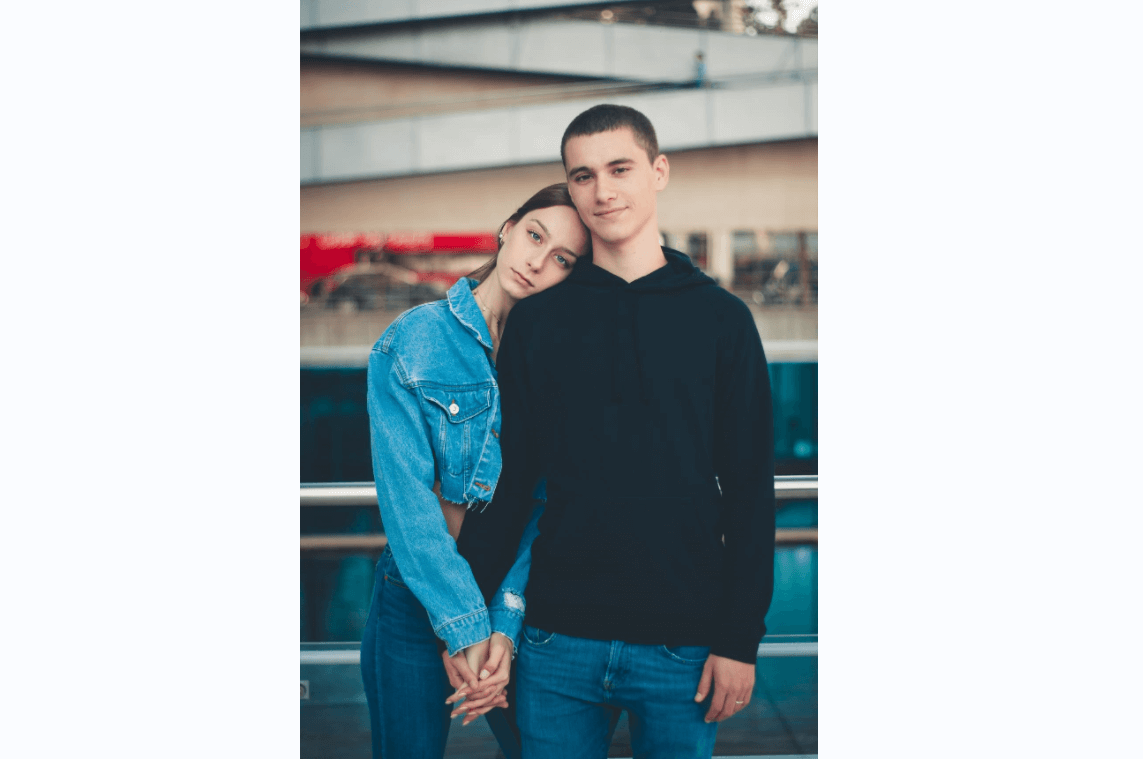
[{"x1": 590, "y1": 224, "x2": 667, "y2": 283}]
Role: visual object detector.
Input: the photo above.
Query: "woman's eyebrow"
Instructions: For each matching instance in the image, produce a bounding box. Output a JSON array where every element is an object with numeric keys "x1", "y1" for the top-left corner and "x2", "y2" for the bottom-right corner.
[{"x1": 528, "y1": 218, "x2": 550, "y2": 237}]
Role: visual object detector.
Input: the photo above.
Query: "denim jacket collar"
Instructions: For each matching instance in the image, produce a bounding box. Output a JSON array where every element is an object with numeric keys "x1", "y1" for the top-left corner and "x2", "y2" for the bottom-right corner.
[{"x1": 447, "y1": 278, "x2": 493, "y2": 352}]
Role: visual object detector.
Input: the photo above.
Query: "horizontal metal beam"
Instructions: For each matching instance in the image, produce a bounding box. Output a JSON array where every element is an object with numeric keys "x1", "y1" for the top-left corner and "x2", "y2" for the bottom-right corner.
[
  {"x1": 301, "y1": 527, "x2": 817, "y2": 552},
  {"x1": 301, "y1": 534, "x2": 388, "y2": 551},
  {"x1": 302, "y1": 0, "x2": 606, "y2": 31},
  {"x1": 301, "y1": 483, "x2": 378, "y2": 507},
  {"x1": 301, "y1": 638, "x2": 816, "y2": 665},
  {"x1": 300, "y1": 339, "x2": 819, "y2": 368},
  {"x1": 302, "y1": 79, "x2": 816, "y2": 184},
  {"x1": 301, "y1": 476, "x2": 817, "y2": 507},
  {"x1": 302, "y1": 18, "x2": 816, "y2": 85}
]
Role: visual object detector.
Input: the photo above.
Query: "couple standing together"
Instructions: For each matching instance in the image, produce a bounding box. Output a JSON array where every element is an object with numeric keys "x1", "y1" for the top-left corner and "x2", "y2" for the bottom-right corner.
[{"x1": 360, "y1": 104, "x2": 776, "y2": 759}]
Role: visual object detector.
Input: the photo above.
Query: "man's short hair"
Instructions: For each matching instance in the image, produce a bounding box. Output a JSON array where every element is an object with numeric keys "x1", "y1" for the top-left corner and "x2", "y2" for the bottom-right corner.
[{"x1": 561, "y1": 104, "x2": 660, "y2": 167}]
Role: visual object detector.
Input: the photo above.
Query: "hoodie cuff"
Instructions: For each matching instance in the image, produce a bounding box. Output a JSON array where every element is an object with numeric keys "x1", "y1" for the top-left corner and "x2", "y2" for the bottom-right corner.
[{"x1": 710, "y1": 625, "x2": 766, "y2": 665}]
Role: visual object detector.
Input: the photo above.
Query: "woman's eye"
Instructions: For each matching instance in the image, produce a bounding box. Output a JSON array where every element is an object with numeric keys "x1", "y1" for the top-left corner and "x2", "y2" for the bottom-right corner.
[
  {"x1": 555, "y1": 254, "x2": 568, "y2": 267},
  {"x1": 529, "y1": 230, "x2": 542, "y2": 242}
]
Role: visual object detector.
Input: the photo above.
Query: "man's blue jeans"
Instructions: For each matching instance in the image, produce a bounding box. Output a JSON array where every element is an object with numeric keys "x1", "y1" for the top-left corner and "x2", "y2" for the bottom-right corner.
[
  {"x1": 360, "y1": 546, "x2": 521, "y2": 759},
  {"x1": 516, "y1": 624, "x2": 719, "y2": 759}
]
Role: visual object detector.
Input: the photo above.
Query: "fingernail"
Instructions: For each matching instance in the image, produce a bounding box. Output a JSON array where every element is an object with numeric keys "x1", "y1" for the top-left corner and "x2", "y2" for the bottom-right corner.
[
  {"x1": 694, "y1": 694, "x2": 704, "y2": 702},
  {"x1": 479, "y1": 669, "x2": 489, "y2": 680}
]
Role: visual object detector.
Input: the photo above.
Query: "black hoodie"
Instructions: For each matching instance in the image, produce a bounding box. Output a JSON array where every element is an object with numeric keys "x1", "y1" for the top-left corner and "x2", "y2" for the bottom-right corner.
[{"x1": 457, "y1": 248, "x2": 775, "y2": 664}]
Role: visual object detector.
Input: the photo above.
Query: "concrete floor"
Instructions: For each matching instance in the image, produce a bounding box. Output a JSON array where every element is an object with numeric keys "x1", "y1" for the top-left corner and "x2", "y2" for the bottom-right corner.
[{"x1": 301, "y1": 655, "x2": 816, "y2": 758}]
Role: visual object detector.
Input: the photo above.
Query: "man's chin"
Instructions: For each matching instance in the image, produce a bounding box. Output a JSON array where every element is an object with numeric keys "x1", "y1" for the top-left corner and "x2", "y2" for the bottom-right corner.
[{"x1": 589, "y1": 226, "x2": 630, "y2": 246}]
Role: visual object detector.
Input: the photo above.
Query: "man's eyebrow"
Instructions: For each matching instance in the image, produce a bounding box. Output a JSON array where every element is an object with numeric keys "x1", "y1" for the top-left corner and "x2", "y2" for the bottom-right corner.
[{"x1": 567, "y1": 157, "x2": 634, "y2": 176}]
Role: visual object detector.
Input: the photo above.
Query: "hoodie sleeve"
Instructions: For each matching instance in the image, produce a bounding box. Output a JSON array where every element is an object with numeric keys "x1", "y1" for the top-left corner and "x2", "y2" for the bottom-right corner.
[
  {"x1": 710, "y1": 297, "x2": 777, "y2": 664},
  {"x1": 456, "y1": 308, "x2": 544, "y2": 606}
]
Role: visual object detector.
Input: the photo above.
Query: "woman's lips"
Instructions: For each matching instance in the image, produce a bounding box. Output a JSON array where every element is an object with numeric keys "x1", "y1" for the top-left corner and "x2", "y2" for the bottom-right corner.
[{"x1": 511, "y1": 269, "x2": 533, "y2": 288}]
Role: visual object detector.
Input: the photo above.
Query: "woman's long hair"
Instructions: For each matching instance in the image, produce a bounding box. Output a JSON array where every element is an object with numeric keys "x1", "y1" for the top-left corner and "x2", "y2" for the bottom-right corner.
[{"x1": 466, "y1": 183, "x2": 591, "y2": 283}]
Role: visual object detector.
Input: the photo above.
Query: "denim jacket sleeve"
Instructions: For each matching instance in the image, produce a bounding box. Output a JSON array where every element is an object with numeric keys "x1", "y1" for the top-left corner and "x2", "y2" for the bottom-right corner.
[
  {"x1": 488, "y1": 500, "x2": 544, "y2": 653},
  {"x1": 367, "y1": 346, "x2": 491, "y2": 656}
]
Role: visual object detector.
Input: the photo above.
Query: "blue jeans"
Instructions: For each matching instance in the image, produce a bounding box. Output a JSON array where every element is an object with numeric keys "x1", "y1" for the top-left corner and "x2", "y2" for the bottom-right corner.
[
  {"x1": 516, "y1": 625, "x2": 718, "y2": 759},
  {"x1": 360, "y1": 546, "x2": 521, "y2": 759}
]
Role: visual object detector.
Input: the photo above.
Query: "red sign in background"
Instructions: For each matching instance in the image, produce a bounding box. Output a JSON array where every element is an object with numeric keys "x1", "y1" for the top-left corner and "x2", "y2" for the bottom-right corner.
[{"x1": 301, "y1": 232, "x2": 499, "y2": 293}]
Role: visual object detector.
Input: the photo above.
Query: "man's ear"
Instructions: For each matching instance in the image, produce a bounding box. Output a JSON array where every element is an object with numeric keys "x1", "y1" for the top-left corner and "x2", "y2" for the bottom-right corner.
[{"x1": 653, "y1": 153, "x2": 670, "y2": 190}]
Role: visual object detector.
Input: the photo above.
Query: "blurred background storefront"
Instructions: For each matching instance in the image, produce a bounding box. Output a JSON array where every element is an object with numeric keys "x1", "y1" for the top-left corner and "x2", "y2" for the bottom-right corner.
[{"x1": 300, "y1": 3, "x2": 818, "y2": 756}]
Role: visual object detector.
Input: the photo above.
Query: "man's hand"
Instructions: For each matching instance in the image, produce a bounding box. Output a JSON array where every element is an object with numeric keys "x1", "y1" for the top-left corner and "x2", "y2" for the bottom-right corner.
[
  {"x1": 443, "y1": 634, "x2": 514, "y2": 726},
  {"x1": 694, "y1": 653, "x2": 754, "y2": 723}
]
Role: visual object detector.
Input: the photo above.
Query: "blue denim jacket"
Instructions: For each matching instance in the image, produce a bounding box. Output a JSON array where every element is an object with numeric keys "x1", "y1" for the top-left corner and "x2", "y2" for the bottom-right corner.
[{"x1": 367, "y1": 277, "x2": 541, "y2": 655}]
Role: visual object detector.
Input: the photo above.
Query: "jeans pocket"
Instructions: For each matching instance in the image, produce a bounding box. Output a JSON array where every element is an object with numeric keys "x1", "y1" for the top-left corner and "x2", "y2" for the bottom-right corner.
[
  {"x1": 381, "y1": 555, "x2": 409, "y2": 589},
  {"x1": 522, "y1": 625, "x2": 557, "y2": 646},
  {"x1": 660, "y1": 645, "x2": 710, "y2": 665}
]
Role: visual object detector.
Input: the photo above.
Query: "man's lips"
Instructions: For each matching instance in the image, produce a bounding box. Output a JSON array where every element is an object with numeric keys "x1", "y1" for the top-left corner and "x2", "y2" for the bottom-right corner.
[
  {"x1": 511, "y1": 269, "x2": 533, "y2": 287},
  {"x1": 595, "y1": 207, "x2": 626, "y2": 218}
]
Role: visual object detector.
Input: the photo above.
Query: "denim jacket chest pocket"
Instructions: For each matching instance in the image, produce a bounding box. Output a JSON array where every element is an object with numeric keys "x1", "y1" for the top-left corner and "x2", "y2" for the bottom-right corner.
[{"x1": 416, "y1": 385, "x2": 494, "y2": 480}]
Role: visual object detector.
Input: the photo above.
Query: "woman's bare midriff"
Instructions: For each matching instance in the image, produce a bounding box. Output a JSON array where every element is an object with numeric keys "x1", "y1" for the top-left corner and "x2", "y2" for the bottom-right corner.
[{"x1": 433, "y1": 481, "x2": 467, "y2": 541}]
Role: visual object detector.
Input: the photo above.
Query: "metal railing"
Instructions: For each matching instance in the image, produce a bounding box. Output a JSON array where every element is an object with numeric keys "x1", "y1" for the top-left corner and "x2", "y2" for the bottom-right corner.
[
  {"x1": 301, "y1": 634, "x2": 817, "y2": 665},
  {"x1": 300, "y1": 475, "x2": 817, "y2": 550}
]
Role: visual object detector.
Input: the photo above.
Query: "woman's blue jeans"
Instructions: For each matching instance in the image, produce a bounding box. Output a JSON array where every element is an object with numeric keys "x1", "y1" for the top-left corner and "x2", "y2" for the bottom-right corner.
[
  {"x1": 359, "y1": 546, "x2": 521, "y2": 759},
  {"x1": 516, "y1": 625, "x2": 718, "y2": 759}
]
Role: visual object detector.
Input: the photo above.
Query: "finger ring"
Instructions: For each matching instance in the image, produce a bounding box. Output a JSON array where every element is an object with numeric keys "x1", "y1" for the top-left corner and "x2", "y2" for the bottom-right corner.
[{"x1": 735, "y1": 700, "x2": 745, "y2": 704}]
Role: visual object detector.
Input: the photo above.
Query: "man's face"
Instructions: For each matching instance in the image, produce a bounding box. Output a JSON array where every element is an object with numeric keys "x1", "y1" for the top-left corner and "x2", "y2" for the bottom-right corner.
[{"x1": 563, "y1": 127, "x2": 669, "y2": 248}]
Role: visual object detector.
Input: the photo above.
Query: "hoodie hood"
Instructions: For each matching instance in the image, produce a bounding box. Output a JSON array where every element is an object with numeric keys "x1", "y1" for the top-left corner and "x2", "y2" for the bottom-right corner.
[
  {"x1": 567, "y1": 247, "x2": 716, "y2": 293},
  {"x1": 562, "y1": 247, "x2": 716, "y2": 406}
]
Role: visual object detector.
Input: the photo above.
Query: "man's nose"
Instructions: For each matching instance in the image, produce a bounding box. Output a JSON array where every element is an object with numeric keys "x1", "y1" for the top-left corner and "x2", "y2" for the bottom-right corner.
[{"x1": 595, "y1": 176, "x2": 616, "y2": 203}]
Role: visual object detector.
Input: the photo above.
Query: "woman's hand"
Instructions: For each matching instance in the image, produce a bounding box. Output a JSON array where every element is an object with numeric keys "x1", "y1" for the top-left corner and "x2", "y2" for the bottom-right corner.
[
  {"x1": 444, "y1": 634, "x2": 514, "y2": 726},
  {"x1": 443, "y1": 638, "x2": 487, "y2": 698}
]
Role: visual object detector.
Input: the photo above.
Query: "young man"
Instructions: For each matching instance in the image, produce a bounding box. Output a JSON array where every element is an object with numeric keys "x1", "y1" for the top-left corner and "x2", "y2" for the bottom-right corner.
[{"x1": 457, "y1": 104, "x2": 776, "y2": 758}]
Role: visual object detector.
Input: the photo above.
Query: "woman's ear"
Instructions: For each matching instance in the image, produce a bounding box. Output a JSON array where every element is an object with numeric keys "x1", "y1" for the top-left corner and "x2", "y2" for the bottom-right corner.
[{"x1": 499, "y1": 220, "x2": 516, "y2": 246}]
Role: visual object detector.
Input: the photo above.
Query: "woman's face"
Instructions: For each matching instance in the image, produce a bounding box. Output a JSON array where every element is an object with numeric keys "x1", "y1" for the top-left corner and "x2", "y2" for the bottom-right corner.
[{"x1": 493, "y1": 205, "x2": 589, "y2": 300}]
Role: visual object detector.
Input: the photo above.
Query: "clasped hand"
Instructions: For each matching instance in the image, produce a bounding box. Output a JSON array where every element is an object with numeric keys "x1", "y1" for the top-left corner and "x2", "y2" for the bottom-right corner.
[{"x1": 441, "y1": 632, "x2": 514, "y2": 726}]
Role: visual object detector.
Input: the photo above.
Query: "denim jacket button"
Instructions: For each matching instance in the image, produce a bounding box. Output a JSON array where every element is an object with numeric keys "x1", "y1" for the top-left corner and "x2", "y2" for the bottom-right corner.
[{"x1": 448, "y1": 402, "x2": 459, "y2": 415}]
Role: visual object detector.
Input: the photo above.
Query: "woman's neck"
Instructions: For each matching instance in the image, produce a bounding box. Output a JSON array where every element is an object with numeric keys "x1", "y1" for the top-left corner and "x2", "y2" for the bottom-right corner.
[{"x1": 471, "y1": 271, "x2": 517, "y2": 358}]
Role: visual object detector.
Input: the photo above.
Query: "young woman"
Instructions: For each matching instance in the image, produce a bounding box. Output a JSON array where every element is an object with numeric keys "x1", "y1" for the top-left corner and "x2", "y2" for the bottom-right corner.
[{"x1": 360, "y1": 184, "x2": 590, "y2": 759}]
